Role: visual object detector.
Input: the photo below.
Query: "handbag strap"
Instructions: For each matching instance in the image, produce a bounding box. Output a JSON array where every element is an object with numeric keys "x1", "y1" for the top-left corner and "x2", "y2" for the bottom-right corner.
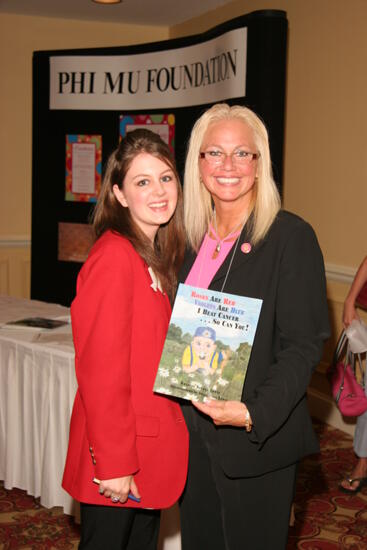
[
  {"x1": 354, "y1": 352, "x2": 366, "y2": 389},
  {"x1": 333, "y1": 330, "x2": 348, "y2": 365}
]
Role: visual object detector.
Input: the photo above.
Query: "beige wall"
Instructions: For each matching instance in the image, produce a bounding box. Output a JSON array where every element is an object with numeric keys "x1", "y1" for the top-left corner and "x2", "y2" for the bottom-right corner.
[{"x1": 0, "y1": 243, "x2": 30, "y2": 298}]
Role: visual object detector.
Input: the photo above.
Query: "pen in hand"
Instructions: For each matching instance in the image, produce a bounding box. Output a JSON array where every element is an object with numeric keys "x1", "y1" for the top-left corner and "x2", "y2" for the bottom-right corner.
[{"x1": 92, "y1": 477, "x2": 141, "y2": 503}]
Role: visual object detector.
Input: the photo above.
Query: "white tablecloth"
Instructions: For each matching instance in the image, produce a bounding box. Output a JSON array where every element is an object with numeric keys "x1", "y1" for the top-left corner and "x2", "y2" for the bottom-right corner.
[
  {"x1": 0, "y1": 296, "x2": 181, "y2": 548},
  {"x1": 0, "y1": 295, "x2": 77, "y2": 515}
]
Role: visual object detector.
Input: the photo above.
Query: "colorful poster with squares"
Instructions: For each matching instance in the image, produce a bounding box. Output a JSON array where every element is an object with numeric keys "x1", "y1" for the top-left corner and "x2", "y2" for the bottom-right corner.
[
  {"x1": 119, "y1": 114, "x2": 175, "y2": 153},
  {"x1": 65, "y1": 135, "x2": 102, "y2": 202}
]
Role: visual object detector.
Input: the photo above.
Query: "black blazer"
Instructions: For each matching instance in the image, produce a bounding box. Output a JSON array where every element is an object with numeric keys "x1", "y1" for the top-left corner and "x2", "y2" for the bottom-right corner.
[{"x1": 179, "y1": 210, "x2": 330, "y2": 477}]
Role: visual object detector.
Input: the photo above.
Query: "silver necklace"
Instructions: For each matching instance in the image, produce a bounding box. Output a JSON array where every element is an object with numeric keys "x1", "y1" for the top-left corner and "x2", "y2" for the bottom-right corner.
[
  {"x1": 212, "y1": 209, "x2": 246, "y2": 258},
  {"x1": 197, "y1": 227, "x2": 242, "y2": 291},
  {"x1": 196, "y1": 219, "x2": 247, "y2": 291}
]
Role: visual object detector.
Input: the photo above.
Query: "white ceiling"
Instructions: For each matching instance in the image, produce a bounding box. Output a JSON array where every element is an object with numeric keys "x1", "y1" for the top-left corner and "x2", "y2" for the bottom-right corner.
[{"x1": 0, "y1": 0, "x2": 234, "y2": 26}]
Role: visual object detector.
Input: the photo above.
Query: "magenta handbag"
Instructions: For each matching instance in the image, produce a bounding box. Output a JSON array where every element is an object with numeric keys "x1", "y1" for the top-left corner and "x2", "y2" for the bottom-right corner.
[{"x1": 327, "y1": 331, "x2": 367, "y2": 417}]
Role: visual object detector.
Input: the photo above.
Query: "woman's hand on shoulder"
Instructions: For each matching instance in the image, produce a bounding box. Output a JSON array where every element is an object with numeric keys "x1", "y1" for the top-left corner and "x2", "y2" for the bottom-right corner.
[
  {"x1": 99, "y1": 475, "x2": 140, "y2": 504},
  {"x1": 192, "y1": 399, "x2": 251, "y2": 428}
]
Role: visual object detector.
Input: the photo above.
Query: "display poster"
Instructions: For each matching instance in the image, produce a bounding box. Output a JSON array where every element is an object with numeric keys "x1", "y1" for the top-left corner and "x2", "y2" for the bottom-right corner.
[
  {"x1": 120, "y1": 114, "x2": 175, "y2": 152},
  {"x1": 32, "y1": 10, "x2": 288, "y2": 306},
  {"x1": 58, "y1": 222, "x2": 95, "y2": 263},
  {"x1": 65, "y1": 135, "x2": 102, "y2": 202}
]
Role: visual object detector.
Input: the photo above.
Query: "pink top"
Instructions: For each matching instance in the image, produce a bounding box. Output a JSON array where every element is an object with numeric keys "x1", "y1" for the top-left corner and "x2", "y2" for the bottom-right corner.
[{"x1": 185, "y1": 225, "x2": 241, "y2": 290}]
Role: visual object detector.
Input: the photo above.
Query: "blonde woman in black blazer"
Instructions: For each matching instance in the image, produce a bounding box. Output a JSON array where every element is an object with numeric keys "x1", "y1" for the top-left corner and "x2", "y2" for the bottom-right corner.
[{"x1": 179, "y1": 104, "x2": 330, "y2": 550}]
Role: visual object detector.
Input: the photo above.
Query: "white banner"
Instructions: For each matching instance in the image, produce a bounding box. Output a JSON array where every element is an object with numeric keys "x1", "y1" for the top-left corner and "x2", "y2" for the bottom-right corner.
[{"x1": 49, "y1": 28, "x2": 247, "y2": 110}]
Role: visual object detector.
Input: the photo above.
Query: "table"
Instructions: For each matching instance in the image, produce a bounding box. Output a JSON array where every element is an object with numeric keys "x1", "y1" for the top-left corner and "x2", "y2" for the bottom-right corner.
[
  {"x1": 0, "y1": 295, "x2": 77, "y2": 514},
  {"x1": 0, "y1": 296, "x2": 181, "y2": 549}
]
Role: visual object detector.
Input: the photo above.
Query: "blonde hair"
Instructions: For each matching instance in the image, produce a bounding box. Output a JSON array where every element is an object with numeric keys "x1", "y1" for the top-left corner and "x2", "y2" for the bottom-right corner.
[{"x1": 184, "y1": 103, "x2": 281, "y2": 251}]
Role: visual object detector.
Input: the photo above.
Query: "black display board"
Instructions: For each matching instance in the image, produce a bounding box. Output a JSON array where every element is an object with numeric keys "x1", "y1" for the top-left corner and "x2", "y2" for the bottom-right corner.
[{"x1": 32, "y1": 9, "x2": 288, "y2": 306}]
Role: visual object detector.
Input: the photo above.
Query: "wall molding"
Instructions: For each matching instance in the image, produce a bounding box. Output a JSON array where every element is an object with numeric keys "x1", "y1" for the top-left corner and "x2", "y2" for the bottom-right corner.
[
  {"x1": 0, "y1": 237, "x2": 358, "y2": 293},
  {"x1": 307, "y1": 387, "x2": 356, "y2": 436},
  {"x1": 0, "y1": 240, "x2": 357, "y2": 282},
  {"x1": 325, "y1": 262, "x2": 356, "y2": 284},
  {"x1": 0, "y1": 236, "x2": 31, "y2": 248}
]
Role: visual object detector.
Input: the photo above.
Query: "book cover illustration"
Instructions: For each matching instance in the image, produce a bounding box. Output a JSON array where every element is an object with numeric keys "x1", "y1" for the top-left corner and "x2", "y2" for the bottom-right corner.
[{"x1": 154, "y1": 284, "x2": 262, "y2": 402}]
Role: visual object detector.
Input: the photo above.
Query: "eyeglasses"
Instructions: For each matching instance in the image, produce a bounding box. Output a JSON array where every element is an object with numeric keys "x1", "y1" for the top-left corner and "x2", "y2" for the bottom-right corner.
[{"x1": 199, "y1": 149, "x2": 260, "y2": 166}]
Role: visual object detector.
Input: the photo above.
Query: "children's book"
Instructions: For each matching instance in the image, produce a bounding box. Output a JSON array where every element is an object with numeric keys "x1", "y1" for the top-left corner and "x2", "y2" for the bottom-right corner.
[{"x1": 154, "y1": 283, "x2": 262, "y2": 402}]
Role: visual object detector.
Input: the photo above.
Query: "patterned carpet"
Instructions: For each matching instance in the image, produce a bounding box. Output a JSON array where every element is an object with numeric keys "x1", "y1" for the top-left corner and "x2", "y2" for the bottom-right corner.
[
  {"x1": 1, "y1": 421, "x2": 366, "y2": 549},
  {"x1": 0, "y1": 487, "x2": 79, "y2": 549},
  {"x1": 287, "y1": 421, "x2": 367, "y2": 549}
]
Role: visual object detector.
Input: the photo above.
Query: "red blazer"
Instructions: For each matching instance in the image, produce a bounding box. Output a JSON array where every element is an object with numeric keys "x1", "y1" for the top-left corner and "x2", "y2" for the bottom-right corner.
[{"x1": 62, "y1": 231, "x2": 188, "y2": 509}]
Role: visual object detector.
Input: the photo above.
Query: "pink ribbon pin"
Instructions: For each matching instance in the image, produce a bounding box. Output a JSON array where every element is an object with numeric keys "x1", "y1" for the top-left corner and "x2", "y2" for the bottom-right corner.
[{"x1": 241, "y1": 242, "x2": 252, "y2": 254}]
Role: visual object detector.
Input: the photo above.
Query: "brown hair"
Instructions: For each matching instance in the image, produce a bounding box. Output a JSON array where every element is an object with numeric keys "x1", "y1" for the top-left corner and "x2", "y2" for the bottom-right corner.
[{"x1": 93, "y1": 128, "x2": 185, "y2": 301}]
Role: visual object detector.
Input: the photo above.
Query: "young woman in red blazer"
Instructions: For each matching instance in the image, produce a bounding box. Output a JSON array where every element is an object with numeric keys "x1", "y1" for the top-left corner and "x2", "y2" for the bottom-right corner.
[{"x1": 62, "y1": 129, "x2": 188, "y2": 549}]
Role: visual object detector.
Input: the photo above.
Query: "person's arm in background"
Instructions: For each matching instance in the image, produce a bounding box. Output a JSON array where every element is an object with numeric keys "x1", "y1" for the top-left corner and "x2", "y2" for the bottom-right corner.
[{"x1": 343, "y1": 256, "x2": 367, "y2": 327}]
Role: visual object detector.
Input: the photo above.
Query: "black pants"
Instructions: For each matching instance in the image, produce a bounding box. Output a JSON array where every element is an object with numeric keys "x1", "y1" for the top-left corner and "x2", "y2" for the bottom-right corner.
[
  {"x1": 79, "y1": 503, "x2": 160, "y2": 550},
  {"x1": 180, "y1": 425, "x2": 297, "y2": 550}
]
